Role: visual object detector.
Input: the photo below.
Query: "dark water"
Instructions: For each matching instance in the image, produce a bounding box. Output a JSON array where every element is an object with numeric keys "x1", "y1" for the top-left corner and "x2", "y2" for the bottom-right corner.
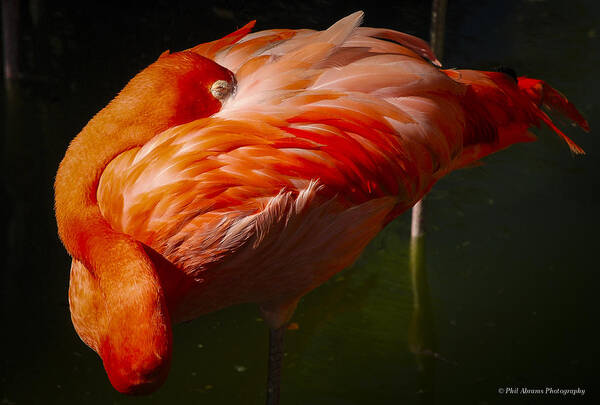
[{"x1": 1, "y1": 1, "x2": 598, "y2": 404}]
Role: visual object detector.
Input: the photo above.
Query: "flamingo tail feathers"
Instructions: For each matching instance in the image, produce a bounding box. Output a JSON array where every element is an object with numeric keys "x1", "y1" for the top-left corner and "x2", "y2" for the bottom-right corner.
[
  {"x1": 444, "y1": 69, "x2": 588, "y2": 169},
  {"x1": 517, "y1": 76, "x2": 589, "y2": 154}
]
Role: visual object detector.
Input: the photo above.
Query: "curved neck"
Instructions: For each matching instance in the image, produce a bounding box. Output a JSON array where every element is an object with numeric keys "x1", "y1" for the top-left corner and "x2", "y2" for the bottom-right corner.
[
  {"x1": 55, "y1": 99, "x2": 162, "y2": 265},
  {"x1": 55, "y1": 99, "x2": 174, "y2": 393},
  {"x1": 53, "y1": 51, "x2": 232, "y2": 392}
]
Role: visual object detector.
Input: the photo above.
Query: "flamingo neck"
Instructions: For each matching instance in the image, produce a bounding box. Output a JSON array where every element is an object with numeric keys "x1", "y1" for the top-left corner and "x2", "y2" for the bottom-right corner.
[
  {"x1": 55, "y1": 96, "x2": 168, "y2": 262},
  {"x1": 54, "y1": 100, "x2": 175, "y2": 394},
  {"x1": 54, "y1": 50, "x2": 233, "y2": 393}
]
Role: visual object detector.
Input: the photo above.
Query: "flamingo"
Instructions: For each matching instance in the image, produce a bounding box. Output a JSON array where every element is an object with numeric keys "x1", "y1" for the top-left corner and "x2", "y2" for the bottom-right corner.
[{"x1": 54, "y1": 11, "x2": 588, "y2": 399}]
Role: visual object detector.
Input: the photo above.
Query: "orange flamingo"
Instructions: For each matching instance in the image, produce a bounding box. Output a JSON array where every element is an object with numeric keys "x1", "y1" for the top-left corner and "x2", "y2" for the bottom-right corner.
[{"x1": 54, "y1": 11, "x2": 587, "y2": 398}]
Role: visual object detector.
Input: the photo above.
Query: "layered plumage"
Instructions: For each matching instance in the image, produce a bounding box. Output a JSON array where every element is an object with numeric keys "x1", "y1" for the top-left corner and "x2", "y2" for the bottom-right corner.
[{"x1": 55, "y1": 11, "x2": 588, "y2": 394}]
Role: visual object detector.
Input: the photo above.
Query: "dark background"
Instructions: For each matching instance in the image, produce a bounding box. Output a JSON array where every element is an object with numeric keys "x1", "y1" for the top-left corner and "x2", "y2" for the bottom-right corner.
[{"x1": 1, "y1": 0, "x2": 598, "y2": 404}]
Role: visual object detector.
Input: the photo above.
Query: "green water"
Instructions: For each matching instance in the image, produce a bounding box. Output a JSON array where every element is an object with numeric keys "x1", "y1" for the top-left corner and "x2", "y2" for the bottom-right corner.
[{"x1": 2, "y1": 1, "x2": 598, "y2": 404}]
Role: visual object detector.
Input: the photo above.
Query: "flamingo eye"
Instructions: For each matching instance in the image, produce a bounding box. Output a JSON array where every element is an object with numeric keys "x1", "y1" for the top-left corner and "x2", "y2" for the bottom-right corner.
[{"x1": 210, "y1": 79, "x2": 235, "y2": 101}]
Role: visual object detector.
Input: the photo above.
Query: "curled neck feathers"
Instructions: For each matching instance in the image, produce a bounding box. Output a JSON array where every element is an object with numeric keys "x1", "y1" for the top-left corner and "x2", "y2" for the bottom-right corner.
[{"x1": 54, "y1": 51, "x2": 234, "y2": 393}]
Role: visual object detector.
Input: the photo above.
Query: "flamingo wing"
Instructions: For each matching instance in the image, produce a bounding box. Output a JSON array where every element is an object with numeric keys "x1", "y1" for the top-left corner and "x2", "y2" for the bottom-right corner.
[{"x1": 95, "y1": 12, "x2": 486, "y2": 319}]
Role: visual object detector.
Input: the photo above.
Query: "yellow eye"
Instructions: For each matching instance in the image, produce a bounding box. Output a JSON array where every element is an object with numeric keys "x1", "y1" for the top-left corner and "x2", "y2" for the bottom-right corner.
[{"x1": 210, "y1": 79, "x2": 234, "y2": 101}]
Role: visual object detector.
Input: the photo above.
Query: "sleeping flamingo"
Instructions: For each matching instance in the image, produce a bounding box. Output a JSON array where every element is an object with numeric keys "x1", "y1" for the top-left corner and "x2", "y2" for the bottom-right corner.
[{"x1": 54, "y1": 11, "x2": 588, "y2": 400}]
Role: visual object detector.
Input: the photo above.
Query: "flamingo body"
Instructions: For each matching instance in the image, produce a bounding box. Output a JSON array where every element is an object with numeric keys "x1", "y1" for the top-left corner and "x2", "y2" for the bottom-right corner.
[{"x1": 56, "y1": 12, "x2": 587, "y2": 394}]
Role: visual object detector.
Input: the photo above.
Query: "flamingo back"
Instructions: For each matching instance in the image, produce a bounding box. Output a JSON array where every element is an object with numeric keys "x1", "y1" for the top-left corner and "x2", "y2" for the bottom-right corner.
[{"x1": 94, "y1": 11, "x2": 585, "y2": 322}]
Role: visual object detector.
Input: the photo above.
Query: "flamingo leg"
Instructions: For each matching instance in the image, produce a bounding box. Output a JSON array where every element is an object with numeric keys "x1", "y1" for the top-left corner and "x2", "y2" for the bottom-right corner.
[{"x1": 266, "y1": 325, "x2": 285, "y2": 405}]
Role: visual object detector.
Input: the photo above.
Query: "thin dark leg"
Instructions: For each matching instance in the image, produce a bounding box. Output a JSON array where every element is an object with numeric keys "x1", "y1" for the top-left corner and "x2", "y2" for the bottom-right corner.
[{"x1": 266, "y1": 325, "x2": 285, "y2": 405}]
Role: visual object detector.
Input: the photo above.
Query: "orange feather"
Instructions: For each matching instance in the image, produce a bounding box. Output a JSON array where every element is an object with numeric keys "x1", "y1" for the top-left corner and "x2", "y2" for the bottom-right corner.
[{"x1": 54, "y1": 11, "x2": 587, "y2": 394}]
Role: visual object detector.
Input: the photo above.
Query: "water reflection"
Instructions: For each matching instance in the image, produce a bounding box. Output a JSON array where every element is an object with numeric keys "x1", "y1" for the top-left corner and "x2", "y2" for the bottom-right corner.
[{"x1": 408, "y1": 234, "x2": 437, "y2": 404}]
